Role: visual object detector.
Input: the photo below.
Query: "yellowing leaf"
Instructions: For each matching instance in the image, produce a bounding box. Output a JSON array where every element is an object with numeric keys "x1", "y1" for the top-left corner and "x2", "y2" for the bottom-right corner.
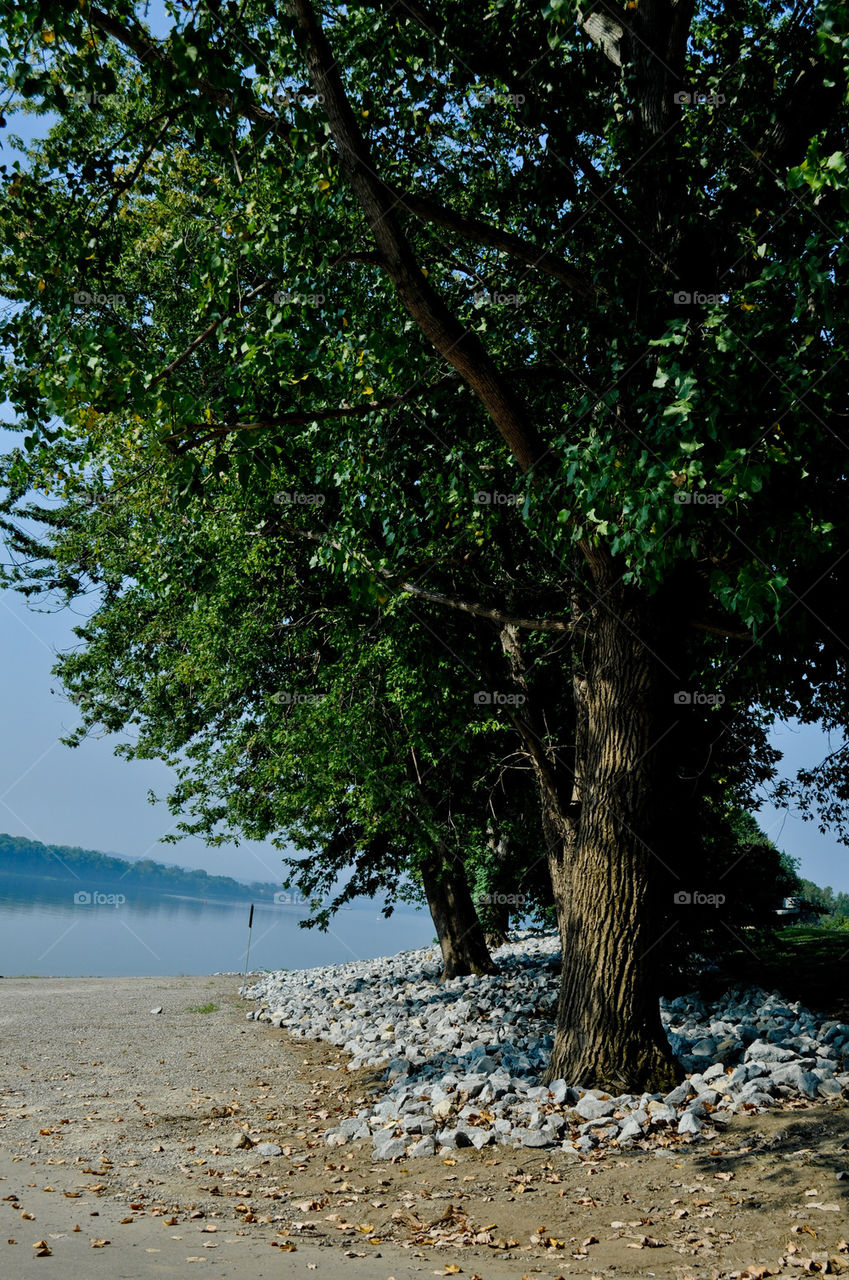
[{"x1": 317, "y1": 179, "x2": 331, "y2": 190}]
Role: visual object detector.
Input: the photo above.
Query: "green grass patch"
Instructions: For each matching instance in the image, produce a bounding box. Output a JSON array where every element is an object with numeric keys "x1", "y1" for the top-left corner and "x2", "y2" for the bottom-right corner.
[
  {"x1": 708, "y1": 924, "x2": 849, "y2": 1020},
  {"x1": 187, "y1": 1001, "x2": 219, "y2": 1014}
]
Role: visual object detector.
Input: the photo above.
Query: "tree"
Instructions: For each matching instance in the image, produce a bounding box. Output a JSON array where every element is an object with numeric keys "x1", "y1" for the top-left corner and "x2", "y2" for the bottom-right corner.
[
  {"x1": 2, "y1": 0, "x2": 848, "y2": 1089},
  {"x1": 1, "y1": 439, "x2": 556, "y2": 976}
]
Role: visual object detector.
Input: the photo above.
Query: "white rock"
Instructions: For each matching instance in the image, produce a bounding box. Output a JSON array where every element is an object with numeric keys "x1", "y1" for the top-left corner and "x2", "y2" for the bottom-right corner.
[{"x1": 575, "y1": 1093, "x2": 615, "y2": 1120}]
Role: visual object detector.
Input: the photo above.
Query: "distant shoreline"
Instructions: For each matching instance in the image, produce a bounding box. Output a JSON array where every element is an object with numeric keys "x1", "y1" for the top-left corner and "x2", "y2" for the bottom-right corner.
[
  {"x1": 0, "y1": 829, "x2": 280, "y2": 903},
  {"x1": 0, "y1": 866, "x2": 273, "y2": 903}
]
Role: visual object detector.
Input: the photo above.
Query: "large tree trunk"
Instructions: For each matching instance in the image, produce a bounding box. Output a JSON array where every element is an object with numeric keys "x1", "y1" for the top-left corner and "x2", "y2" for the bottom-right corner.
[
  {"x1": 420, "y1": 852, "x2": 498, "y2": 980},
  {"x1": 543, "y1": 581, "x2": 680, "y2": 1092},
  {"x1": 500, "y1": 593, "x2": 681, "y2": 1094}
]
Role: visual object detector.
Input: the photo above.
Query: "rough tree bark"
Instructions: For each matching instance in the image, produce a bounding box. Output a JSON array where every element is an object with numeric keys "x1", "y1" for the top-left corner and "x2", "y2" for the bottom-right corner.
[
  {"x1": 420, "y1": 850, "x2": 499, "y2": 980},
  {"x1": 500, "y1": 600, "x2": 680, "y2": 1092},
  {"x1": 542, "y1": 582, "x2": 680, "y2": 1091}
]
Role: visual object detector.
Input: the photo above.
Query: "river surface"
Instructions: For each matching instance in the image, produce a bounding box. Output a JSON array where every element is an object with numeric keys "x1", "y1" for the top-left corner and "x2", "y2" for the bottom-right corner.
[{"x1": 0, "y1": 880, "x2": 433, "y2": 976}]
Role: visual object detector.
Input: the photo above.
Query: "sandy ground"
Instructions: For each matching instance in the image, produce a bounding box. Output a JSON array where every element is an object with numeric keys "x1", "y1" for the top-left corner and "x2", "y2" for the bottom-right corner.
[{"x1": 1, "y1": 975, "x2": 848, "y2": 1280}]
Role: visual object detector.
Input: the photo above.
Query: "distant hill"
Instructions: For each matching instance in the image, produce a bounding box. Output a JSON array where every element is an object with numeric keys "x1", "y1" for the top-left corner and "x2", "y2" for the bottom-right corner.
[{"x1": 0, "y1": 832, "x2": 279, "y2": 902}]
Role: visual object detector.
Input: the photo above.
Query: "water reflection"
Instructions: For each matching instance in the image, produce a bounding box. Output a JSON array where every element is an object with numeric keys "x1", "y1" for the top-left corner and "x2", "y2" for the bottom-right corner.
[{"x1": 0, "y1": 877, "x2": 433, "y2": 976}]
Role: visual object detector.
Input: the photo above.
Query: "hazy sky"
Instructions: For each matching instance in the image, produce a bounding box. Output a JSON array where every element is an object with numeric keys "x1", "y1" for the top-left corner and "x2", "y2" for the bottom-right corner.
[{"x1": 1, "y1": 38, "x2": 847, "y2": 894}]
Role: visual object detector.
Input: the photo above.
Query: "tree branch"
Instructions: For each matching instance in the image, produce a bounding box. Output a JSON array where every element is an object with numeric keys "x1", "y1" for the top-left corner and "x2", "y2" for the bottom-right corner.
[
  {"x1": 689, "y1": 619, "x2": 751, "y2": 641},
  {"x1": 151, "y1": 281, "x2": 274, "y2": 387},
  {"x1": 389, "y1": 187, "x2": 598, "y2": 300},
  {"x1": 398, "y1": 580, "x2": 579, "y2": 633},
  {"x1": 86, "y1": 7, "x2": 288, "y2": 133},
  {"x1": 265, "y1": 521, "x2": 579, "y2": 634},
  {"x1": 161, "y1": 368, "x2": 465, "y2": 448},
  {"x1": 163, "y1": 398, "x2": 410, "y2": 449},
  {"x1": 287, "y1": 0, "x2": 552, "y2": 477}
]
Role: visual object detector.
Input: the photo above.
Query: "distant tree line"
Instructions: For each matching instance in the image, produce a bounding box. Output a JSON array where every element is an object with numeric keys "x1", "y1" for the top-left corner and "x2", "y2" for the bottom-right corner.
[
  {"x1": 796, "y1": 878, "x2": 849, "y2": 920},
  {"x1": 0, "y1": 832, "x2": 275, "y2": 901}
]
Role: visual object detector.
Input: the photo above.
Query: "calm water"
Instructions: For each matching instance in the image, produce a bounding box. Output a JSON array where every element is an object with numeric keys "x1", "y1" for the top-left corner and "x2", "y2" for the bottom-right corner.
[{"x1": 0, "y1": 881, "x2": 434, "y2": 976}]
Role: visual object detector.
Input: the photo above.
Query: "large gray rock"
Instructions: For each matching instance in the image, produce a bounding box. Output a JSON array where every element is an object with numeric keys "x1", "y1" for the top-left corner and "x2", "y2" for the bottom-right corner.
[
  {"x1": 407, "y1": 1135, "x2": 436, "y2": 1157},
  {"x1": 547, "y1": 1079, "x2": 571, "y2": 1105},
  {"x1": 518, "y1": 1129, "x2": 553, "y2": 1147},
  {"x1": 618, "y1": 1117, "x2": 645, "y2": 1143},
  {"x1": 769, "y1": 1063, "x2": 820, "y2": 1098},
  {"x1": 744, "y1": 1040, "x2": 798, "y2": 1064},
  {"x1": 374, "y1": 1135, "x2": 407, "y2": 1159},
  {"x1": 664, "y1": 1081, "x2": 696, "y2": 1107},
  {"x1": 574, "y1": 1093, "x2": 615, "y2": 1120},
  {"x1": 471, "y1": 1128, "x2": 496, "y2": 1148}
]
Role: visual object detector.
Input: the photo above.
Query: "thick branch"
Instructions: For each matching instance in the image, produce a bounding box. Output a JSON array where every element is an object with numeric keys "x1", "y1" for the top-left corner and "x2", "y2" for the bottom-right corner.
[
  {"x1": 399, "y1": 580, "x2": 579, "y2": 633},
  {"x1": 390, "y1": 188, "x2": 598, "y2": 300},
  {"x1": 162, "y1": 369, "x2": 463, "y2": 448},
  {"x1": 287, "y1": 0, "x2": 550, "y2": 476},
  {"x1": 499, "y1": 623, "x2": 577, "y2": 824},
  {"x1": 163, "y1": 399, "x2": 410, "y2": 449},
  {"x1": 267, "y1": 521, "x2": 577, "y2": 634},
  {"x1": 689, "y1": 619, "x2": 751, "y2": 641}
]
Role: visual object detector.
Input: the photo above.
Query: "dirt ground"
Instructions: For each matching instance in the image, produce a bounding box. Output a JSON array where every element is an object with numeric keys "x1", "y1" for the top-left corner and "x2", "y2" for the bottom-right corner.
[{"x1": 1, "y1": 975, "x2": 848, "y2": 1279}]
